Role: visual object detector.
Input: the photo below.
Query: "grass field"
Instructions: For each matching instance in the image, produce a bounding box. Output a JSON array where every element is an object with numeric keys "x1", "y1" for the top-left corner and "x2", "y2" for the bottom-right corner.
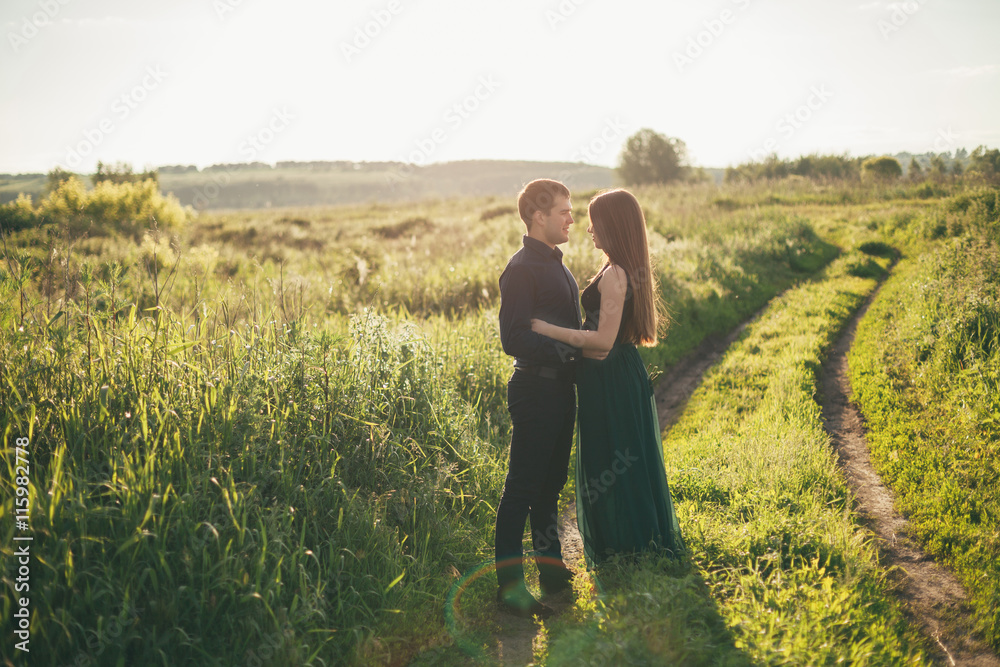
[
  {"x1": 537, "y1": 250, "x2": 926, "y2": 665},
  {"x1": 849, "y1": 210, "x2": 1000, "y2": 648},
  {"x1": 1, "y1": 176, "x2": 998, "y2": 664}
]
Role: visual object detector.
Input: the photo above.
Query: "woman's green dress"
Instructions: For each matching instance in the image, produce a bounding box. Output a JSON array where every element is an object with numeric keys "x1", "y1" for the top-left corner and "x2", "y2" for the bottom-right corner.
[{"x1": 575, "y1": 270, "x2": 684, "y2": 566}]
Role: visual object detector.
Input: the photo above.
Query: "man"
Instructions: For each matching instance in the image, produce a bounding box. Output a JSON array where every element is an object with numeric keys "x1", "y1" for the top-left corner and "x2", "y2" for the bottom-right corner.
[{"x1": 495, "y1": 179, "x2": 581, "y2": 618}]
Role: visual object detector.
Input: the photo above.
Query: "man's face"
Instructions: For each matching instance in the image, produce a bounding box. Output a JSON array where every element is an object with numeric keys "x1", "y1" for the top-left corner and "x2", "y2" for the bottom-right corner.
[{"x1": 532, "y1": 195, "x2": 574, "y2": 247}]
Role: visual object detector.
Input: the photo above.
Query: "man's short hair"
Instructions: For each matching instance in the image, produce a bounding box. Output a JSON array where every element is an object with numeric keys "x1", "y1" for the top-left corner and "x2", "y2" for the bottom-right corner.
[{"x1": 517, "y1": 179, "x2": 570, "y2": 230}]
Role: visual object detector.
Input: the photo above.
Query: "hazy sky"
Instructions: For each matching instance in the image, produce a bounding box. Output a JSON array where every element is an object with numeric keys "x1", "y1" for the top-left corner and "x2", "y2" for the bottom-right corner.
[{"x1": 2, "y1": 0, "x2": 998, "y2": 173}]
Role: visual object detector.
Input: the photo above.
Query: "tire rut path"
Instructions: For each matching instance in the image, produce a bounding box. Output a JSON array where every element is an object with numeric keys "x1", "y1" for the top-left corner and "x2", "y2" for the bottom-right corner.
[
  {"x1": 818, "y1": 274, "x2": 999, "y2": 667},
  {"x1": 488, "y1": 313, "x2": 762, "y2": 665},
  {"x1": 496, "y1": 274, "x2": 1000, "y2": 665}
]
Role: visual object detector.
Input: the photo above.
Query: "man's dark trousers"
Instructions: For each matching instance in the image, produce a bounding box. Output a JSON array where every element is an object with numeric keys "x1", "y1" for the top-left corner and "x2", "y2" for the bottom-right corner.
[{"x1": 494, "y1": 370, "x2": 576, "y2": 591}]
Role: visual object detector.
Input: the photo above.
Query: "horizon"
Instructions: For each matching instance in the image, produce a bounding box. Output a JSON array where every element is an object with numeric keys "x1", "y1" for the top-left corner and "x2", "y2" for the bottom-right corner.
[
  {"x1": 3, "y1": 0, "x2": 998, "y2": 174},
  {"x1": 0, "y1": 148, "x2": 983, "y2": 179}
]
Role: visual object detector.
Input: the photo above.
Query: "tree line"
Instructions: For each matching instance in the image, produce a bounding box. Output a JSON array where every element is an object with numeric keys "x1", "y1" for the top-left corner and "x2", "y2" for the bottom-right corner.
[{"x1": 616, "y1": 128, "x2": 1000, "y2": 186}]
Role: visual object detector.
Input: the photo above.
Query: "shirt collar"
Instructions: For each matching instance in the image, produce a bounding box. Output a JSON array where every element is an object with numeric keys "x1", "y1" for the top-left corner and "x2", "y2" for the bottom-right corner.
[{"x1": 522, "y1": 235, "x2": 563, "y2": 261}]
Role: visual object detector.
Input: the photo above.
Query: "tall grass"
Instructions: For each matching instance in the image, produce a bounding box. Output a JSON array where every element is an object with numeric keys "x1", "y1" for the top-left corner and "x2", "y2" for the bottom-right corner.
[
  {"x1": 540, "y1": 250, "x2": 928, "y2": 664},
  {"x1": 0, "y1": 287, "x2": 511, "y2": 664},
  {"x1": 1, "y1": 188, "x2": 840, "y2": 353},
  {"x1": 2, "y1": 179, "x2": 989, "y2": 663},
  {"x1": 0, "y1": 182, "x2": 847, "y2": 664},
  {"x1": 644, "y1": 207, "x2": 837, "y2": 367},
  {"x1": 849, "y1": 232, "x2": 1000, "y2": 648}
]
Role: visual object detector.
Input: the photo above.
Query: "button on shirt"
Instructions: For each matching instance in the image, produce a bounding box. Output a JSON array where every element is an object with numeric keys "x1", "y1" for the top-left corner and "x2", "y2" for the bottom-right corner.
[{"x1": 499, "y1": 235, "x2": 582, "y2": 367}]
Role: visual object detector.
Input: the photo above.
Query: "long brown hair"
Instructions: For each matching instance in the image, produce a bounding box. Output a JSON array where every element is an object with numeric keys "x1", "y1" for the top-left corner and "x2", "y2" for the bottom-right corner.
[{"x1": 587, "y1": 189, "x2": 664, "y2": 346}]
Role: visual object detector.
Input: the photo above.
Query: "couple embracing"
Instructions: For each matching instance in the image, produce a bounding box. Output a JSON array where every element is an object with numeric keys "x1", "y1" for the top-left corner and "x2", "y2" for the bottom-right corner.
[{"x1": 494, "y1": 179, "x2": 684, "y2": 618}]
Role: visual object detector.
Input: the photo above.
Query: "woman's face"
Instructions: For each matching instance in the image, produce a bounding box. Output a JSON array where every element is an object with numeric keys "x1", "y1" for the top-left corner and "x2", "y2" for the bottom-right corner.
[{"x1": 586, "y1": 217, "x2": 602, "y2": 250}]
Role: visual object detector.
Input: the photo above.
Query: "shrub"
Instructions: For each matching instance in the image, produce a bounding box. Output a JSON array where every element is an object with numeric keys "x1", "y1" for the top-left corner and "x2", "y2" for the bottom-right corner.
[
  {"x1": 92, "y1": 160, "x2": 159, "y2": 186},
  {"x1": 861, "y1": 156, "x2": 902, "y2": 181},
  {"x1": 372, "y1": 216, "x2": 434, "y2": 239},
  {"x1": 36, "y1": 176, "x2": 189, "y2": 239},
  {"x1": 479, "y1": 205, "x2": 516, "y2": 221},
  {"x1": 724, "y1": 153, "x2": 863, "y2": 184},
  {"x1": 857, "y1": 240, "x2": 896, "y2": 258},
  {"x1": 968, "y1": 146, "x2": 1000, "y2": 181},
  {"x1": 948, "y1": 188, "x2": 999, "y2": 221},
  {"x1": 946, "y1": 187, "x2": 1000, "y2": 238},
  {"x1": 0, "y1": 193, "x2": 39, "y2": 232}
]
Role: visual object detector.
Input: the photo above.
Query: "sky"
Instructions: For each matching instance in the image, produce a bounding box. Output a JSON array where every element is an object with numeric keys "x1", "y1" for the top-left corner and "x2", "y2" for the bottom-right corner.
[{"x1": 1, "y1": 0, "x2": 998, "y2": 174}]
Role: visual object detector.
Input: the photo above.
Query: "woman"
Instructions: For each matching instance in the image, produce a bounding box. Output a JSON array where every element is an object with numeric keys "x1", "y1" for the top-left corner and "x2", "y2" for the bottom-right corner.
[{"x1": 531, "y1": 188, "x2": 683, "y2": 567}]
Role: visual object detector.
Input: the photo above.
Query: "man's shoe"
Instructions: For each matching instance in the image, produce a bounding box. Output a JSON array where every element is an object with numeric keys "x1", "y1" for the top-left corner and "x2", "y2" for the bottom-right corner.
[
  {"x1": 539, "y1": 567, "x2": 574, "y2": 597},
  {"x1": 496, "y1": 586, "x2": 554, "y2": 619}
]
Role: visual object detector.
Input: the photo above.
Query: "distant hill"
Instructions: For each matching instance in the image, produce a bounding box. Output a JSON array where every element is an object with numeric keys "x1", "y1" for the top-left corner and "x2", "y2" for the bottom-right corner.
[
  {"x1": 161, "y1": 160, "x2": 618, "y2": 209},
  {"x1": 0, "y1": 160, "x2": 618, "y2": 210}
]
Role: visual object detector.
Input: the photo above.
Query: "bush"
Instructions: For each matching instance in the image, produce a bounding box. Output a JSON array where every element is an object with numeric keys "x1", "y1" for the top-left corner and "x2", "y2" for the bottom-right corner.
[
  {"x1": 725, "y1": 153, "x2": 863, "y2": 184},
  {"x1": 948, "y1": 188, "x2": 999, "y2": 220},
  {"x1": 92, "y1": 160, "x2": 159, "y2": 187},
  {"x1": 36, "y1": 176, "x2": 189, "y2": 239},
  {"x1": 968, "y1": 146, "x2": 1000, "y2": 181},
  {"x1": 372, "y1": 216, "x2": 434, "y2": 239},
  {"x1": 946, "y1": 187, "x2": 1000, "y2": 238},
  {"x1": 0, "y1": 193, "x2": 39, "y2": 233},
  {"x1": 861, "y1": 156, "x2": 902, "y2": 181},
  {"x1": 857, "y1": 240, "x2": 896, "y2": 258},
  {"x1": 479, "y1": 204, "x2": 516, "y2": 221}
]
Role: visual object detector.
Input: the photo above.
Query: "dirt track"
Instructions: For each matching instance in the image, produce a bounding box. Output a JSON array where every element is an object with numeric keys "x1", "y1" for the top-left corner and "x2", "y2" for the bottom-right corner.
[
  {"x1": 487, "y1": 317, "x2": 750, "y2": 664},
  {"x1": 654, "y1": 314, "x2": 761, "y2": 431},
  {"x1": 487, "y1": 286, "x2": 1000, "y2": 665},
  {"x1": 818, "y1": 280, "x2": 999, "y2": 666}
]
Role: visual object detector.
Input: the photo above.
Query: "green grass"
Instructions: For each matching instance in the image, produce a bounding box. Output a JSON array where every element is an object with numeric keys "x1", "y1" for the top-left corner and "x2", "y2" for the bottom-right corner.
[
  {"x1": 1, "y1": 177, "x2": 995, "y2": 664},
  {"x1": 849, "y1": 233, "x2": 1000, "y2": 649},
  {"x1": 0, "y1": 295, "x2": 518, "y2": 664},
  {"x1": 534, "y1": 251, "x2": 928, "y2": 665}
]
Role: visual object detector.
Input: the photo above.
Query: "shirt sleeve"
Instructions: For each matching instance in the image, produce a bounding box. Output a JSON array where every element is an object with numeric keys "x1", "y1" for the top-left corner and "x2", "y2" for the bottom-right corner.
[{"x1": 499, "y1": 264, "x2": 580, "y2": 366}]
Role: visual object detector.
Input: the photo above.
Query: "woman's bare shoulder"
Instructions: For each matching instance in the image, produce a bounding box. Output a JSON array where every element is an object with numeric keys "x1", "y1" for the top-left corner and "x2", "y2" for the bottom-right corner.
[{"x1": 597, "y1": 265, "x2": 628, "y2": 293}]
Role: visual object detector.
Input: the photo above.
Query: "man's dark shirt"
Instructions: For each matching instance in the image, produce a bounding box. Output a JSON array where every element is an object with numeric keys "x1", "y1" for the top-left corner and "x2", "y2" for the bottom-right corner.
[{"x1": 499, "y1": 235, "x2": 582, "y2": 367}]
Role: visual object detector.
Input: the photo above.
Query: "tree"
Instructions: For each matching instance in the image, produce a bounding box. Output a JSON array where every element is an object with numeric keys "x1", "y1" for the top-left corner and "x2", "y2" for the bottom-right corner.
[
  {"x1": 861, "y1": 156, "x2": 902, "y2": 181},
  {"x1": 617, "y1": 129, "x2": 688, "y2": 186},
  {"x1": 929, "y1": 155, "x2": 948, "y2": 180},
  {"x1": 968, "y1": 145, "x2": 1000, "y2": 180},
  {"x1": 907, "y1": 157, "x2": 923, "y2": 180},
  {"x1": 93, "y1": 161, "x2": 159, "y2": 186},
  {"x1": 46, "y1": 166, "x2": 76, "y2": 194}
]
